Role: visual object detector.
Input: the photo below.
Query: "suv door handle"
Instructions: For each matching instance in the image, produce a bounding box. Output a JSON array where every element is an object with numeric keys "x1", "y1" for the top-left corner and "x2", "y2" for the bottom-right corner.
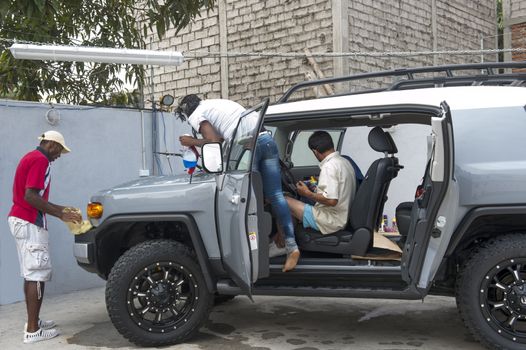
[{"x1": 231, "y1": 194, "x2": 240, "y2": 204}]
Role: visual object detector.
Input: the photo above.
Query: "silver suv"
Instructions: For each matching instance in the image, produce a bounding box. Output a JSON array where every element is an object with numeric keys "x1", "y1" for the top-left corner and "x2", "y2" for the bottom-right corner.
[{"x1": 75, "y1": 62, "x2": 526, "y2": 349}]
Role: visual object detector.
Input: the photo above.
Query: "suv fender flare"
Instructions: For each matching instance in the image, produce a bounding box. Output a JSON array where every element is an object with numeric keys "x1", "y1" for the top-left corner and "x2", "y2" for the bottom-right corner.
[
  {"x1": 445, "y1": 205, "x2": 526, "y2": 256},
  {"x1": 98, "y1": 214, "x2": 216, "y2": 293}
]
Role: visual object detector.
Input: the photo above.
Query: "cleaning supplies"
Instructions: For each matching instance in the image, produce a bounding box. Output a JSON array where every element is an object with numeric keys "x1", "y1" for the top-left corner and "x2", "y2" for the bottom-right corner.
[
  {"x1": 182, "y1": 145, "x2": 199, "y2": 175},
  {"x1": 62, "y1": 207, "x2": 92, "y2": 235}
]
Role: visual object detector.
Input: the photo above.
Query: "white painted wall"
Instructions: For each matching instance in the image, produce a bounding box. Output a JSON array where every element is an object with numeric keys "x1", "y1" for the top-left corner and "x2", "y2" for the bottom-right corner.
[
  {"x1": 0, "y1": 100, "x2": 159, "y2": 304},
  {"x1": 341, "y1": 124, "x2": 432, "y2": 227}
]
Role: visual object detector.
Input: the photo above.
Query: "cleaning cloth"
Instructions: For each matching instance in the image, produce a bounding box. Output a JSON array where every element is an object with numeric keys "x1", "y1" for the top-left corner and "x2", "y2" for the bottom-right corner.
[{"x1": 62, "y1": 208, "x2": 92, "y2": 235}]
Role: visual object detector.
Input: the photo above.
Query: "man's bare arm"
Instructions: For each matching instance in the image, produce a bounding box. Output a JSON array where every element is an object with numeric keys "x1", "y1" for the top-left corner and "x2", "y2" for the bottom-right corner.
[
  {"x1": 296, "y1": 181, "x2": 338, "y2": 207},
  {"x1": 199, "y1": 121, "x2": 223, "y2": 143},
  {"x1": 179, "y1": 121, "x2": 224, "y2": 147},
  {"x1": 25, "y1": 189, "x2": 81, "y2": 222}
]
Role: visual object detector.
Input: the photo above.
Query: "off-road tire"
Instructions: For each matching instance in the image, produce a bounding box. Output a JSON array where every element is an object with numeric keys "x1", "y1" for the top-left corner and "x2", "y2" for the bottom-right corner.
[
  {"x1": 106, "y1": 239, "x2": 213, "y2": 347},
  {"x1": 456, "y1": 234, "x2": 526, "y2": 350}
]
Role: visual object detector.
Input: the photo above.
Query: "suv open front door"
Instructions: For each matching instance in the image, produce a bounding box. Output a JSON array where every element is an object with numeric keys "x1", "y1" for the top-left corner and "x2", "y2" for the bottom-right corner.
[
  {"x1": 402, "y1": 101, "x2": 458, "y2": 291},
  {"x1": 216, "y1": 99, "x2": 269, "y2": 298}
]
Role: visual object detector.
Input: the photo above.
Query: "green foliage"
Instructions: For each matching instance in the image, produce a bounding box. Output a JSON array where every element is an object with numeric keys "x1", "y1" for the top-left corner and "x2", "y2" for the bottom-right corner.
[{"x1": 0, "y1": 0, "x2": 215, "y2": 105}]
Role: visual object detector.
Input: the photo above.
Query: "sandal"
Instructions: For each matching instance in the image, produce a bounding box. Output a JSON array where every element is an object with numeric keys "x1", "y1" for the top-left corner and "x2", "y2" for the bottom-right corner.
[{"x1": 23, "y1": 328, "x2": 59, "y2": 344}]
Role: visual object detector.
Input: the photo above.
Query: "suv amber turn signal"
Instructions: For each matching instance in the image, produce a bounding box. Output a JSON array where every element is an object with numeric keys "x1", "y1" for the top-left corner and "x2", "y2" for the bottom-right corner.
[{"x1": 87, "y1": 202, "x2": 103, "y2": 219}]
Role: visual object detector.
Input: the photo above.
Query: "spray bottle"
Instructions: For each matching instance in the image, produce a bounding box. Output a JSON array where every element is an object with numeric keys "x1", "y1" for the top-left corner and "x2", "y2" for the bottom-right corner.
[{"x1": 182, "y1": 146, "x2": 198, "y2": 174}]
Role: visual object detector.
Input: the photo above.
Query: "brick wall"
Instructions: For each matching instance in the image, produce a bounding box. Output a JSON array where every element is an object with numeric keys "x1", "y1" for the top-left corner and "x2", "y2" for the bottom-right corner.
[
  {"x1": 436, "y1": 1, "x2": 497, "y2": 64},
  {"x1": 344, "y1": 0, "x2": 495, "y2": 92},
  {"x1": 349, "y1": 0, "x2": 434, "y2": 71},
  {"x1": 147, "y1": 0, "x2": 497, "y2": 107},
  {"x1": 505, "y1": 0, "x2": 526, "y2": 67},
  {"x1": 511, "y1": 0, "x2": 526, "y2": 17},
  {"x1": 346, "y1": 0, "x2": 435, "y2": 91},
  {"x1": 145, "y1": 8, "x2": 222, "y2": 106},
  {"x1": 226, "y1": 0, "x2": 333, "y2": 105},
  {"x1": 512, "y1": 22, "x2": 526, "y2": 62}
]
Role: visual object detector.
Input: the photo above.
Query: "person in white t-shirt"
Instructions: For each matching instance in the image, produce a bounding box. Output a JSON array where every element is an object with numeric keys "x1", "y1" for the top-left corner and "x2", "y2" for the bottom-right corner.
[
  {"x1": 177, "y1": 95, "x2": 300, "y2": 272},
  {"x1": 178, "y1": 95, "x2": 246, "y2": 146},
  {"x1": 286, "y1": 131, "x2": 356, "y2": 235}
]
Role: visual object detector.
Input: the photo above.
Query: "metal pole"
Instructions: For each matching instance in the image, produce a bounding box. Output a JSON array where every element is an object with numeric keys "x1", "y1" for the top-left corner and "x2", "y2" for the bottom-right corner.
[{"x1": 151, "y1": 64, "x2": 157, "y2": 175}]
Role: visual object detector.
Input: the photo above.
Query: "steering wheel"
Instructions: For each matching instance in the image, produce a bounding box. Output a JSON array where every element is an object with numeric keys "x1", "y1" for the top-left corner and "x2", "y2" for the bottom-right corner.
[{"x1": 280, "y1": 160, "x2": 298, "y2": 198}]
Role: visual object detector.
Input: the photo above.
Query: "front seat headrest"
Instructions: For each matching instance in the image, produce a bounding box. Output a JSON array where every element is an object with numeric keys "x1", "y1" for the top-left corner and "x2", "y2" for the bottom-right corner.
[
  {"x1": 368, "y1": 127, "x2": 397, "y2": 154},
  {"x1": 384, "y1": 131, "x2": 398, "y2": 154}
]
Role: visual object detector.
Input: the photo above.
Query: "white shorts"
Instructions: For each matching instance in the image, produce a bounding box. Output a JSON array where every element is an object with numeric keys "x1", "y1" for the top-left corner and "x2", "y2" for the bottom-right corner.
[{"x1": 8, "y1": 216, "x2": 52, "y2": 282}]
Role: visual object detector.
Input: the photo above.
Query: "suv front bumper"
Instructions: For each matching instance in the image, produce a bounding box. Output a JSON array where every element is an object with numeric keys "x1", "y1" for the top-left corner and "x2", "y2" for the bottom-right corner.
[
  {"x1": 74, "y1": 242, "x2": 93, "y2": 264},
  {"x1": 73, "y1": 227, "x2": 102, "y2": 276}
]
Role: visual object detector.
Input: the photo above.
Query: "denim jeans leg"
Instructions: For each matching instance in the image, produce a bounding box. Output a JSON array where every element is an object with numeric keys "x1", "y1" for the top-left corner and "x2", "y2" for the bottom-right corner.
[{"x1": 254, "y1": 135, "x2": 298, "y2": 253}]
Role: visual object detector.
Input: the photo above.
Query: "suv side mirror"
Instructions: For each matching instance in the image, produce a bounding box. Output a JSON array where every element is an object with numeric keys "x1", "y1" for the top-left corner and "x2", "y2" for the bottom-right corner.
[{"x1": 201, "y1": 143, "x2": 223, "y2": 173}]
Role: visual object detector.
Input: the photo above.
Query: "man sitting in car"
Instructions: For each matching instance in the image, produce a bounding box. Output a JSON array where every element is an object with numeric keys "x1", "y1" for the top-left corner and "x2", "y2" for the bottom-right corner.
[{"x1": 286, "y1": 131, "x2": 356, "y2": 234}]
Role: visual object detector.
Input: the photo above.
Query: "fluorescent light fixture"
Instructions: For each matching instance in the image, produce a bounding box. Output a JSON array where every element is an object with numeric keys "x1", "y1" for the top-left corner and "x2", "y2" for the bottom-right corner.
[{"x1": 9, "y1": 43, "x2": 184, "y2": 66}]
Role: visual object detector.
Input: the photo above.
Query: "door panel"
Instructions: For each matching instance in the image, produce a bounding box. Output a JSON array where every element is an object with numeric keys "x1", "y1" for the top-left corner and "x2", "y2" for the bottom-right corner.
[
  {"x1": 216, "y1": 99, "x2": 269, "y2": 297},
  {"x1": 216, "y1": 173, "x2": 252, "y2": 291},
  {"x1": 402, "y1": 102, "x2": 456, "y2": 290},
  {"x1": 416, "y1": 102, "x2": 458, "y2": 288}
]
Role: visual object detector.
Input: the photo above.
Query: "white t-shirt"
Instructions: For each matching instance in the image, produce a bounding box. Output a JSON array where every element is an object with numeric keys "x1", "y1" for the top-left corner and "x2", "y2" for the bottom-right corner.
[
  {"x1": 312, "y1": 151, "x2": 356, "y2": 234},
  {"x1": 187, "y1": 99, "x2": 246, "y2": 141}
]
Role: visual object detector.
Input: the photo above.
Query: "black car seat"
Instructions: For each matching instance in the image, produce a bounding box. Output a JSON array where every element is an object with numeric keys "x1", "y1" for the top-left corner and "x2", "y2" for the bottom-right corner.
[
  {"x1": 341, "y1": 154, "x2": 364, "y2": 187},
  {"x1": 296, "y1": 127, "x2": 403, "y2": 256},
  {"x1": 373, "y1": 130, "x2": 400, "y2": 229}
]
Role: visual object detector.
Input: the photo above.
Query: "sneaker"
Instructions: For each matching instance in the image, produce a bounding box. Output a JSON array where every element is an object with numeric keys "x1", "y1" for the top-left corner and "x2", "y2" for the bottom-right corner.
[
  {"x1": 269, "y1": 241, "x2": 287, "y2": 258},
  {"x1": 23, "y1": 328, "x2": 59, "y2": 344},
  {"x1": 24, "y1": 319, "x2": 56, "y2": 331}
]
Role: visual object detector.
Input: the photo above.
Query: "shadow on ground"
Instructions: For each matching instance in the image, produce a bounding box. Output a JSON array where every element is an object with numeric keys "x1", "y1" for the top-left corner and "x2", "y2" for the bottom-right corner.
[{"x1": 66, "y1": 296, "x2": 481, "y2": 350}]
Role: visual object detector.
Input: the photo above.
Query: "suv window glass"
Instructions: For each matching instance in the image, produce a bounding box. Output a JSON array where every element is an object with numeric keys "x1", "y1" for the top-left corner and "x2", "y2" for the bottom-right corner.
[
  {"x1": 226, "y1": 112, "x2": 258, "y2": 172},
  {"x1": 291, "y1": 130, "x2": 342, "y2": 167}
]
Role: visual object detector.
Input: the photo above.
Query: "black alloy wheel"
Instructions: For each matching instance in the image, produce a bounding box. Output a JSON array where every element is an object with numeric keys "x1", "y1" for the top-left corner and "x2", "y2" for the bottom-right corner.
[
  {"x1": 479, "y1": 258, "x2": 526, "y2": 344},
  {"x1": 106, "y1": 239, "x2": 213, "y2": 346},
  {"x1": 457, "y1": 234, "x2": 526, "y2": 350},
  {"x1": 127, "y1": 261, "x2": 198, "y2": 333}
]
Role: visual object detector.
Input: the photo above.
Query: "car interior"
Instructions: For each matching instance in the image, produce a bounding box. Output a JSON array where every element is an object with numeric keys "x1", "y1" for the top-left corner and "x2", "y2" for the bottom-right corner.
[{"x1": 253, "y1": 110, "x2": 438, "y2": 279}]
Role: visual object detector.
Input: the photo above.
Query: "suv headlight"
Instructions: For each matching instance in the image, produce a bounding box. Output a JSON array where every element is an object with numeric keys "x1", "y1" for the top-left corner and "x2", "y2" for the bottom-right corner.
[{"x1": 87, "y1": 202, "x2": 103, "y2": 219}]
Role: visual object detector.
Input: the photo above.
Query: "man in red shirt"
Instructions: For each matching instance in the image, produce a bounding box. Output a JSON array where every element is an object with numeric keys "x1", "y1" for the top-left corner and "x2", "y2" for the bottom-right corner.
[{"x1": 8, "y1": 131, "x2": 81, "y2": 344}]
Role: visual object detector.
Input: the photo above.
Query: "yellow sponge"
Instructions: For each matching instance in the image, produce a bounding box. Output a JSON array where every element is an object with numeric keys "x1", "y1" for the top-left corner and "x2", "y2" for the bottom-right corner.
[{"x1": 63, "y1": 208, "x2": 93, "y2": 235}]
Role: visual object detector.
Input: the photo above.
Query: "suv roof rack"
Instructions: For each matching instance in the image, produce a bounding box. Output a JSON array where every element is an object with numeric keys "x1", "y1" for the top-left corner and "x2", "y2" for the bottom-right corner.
[{"x1": 278, "y1": 61, "x2": 526, "y2": 103}]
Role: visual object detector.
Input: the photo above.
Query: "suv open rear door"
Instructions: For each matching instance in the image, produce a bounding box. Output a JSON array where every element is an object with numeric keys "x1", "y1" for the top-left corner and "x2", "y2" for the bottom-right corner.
[
  {"x1": 216, "y1": 99, "x2": 269, "y2": 298},
  {"x1": 402, "y1": 101, "x2": 459, "y2": 291}
]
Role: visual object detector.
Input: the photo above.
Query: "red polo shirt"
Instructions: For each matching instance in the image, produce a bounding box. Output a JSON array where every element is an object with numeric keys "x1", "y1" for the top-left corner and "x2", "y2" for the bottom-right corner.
[{"x1": 8, "y1": 148, "x2": 51, "y2": 229}]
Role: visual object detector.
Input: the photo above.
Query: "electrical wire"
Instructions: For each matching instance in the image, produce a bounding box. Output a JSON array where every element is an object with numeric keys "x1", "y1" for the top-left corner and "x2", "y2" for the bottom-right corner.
[{"x1": 183, "y1": 47, "x2": 526, "y2": 59}]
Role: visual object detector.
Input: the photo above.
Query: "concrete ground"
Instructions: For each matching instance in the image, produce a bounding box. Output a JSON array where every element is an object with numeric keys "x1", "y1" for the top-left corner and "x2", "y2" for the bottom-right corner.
[{"x1": 0, "y1": 287, "x2": 485, "y2": 350}]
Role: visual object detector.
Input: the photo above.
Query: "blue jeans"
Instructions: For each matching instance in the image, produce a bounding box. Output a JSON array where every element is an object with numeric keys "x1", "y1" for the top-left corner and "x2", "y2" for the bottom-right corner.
[{"x1": 253, "y1": 133, "x2": 298, "y2": 253}]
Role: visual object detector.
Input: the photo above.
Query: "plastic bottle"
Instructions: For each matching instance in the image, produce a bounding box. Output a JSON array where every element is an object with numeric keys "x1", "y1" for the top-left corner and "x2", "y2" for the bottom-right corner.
[
  {"x1": 383, "y1": 214, "x2": 389, "y2": 232},
  {"x1": 309, "y1": 176, "x2": 318, "y2": 190},
  {"x1": 392, "y1": 217, "x2": 398, "y2": 233},
  {"x1": 182, "y1": 146, "x2": 198, "y2": 174},
  {"x1": 378, "y1": 216, "x2": 385, "y2": 233}
]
